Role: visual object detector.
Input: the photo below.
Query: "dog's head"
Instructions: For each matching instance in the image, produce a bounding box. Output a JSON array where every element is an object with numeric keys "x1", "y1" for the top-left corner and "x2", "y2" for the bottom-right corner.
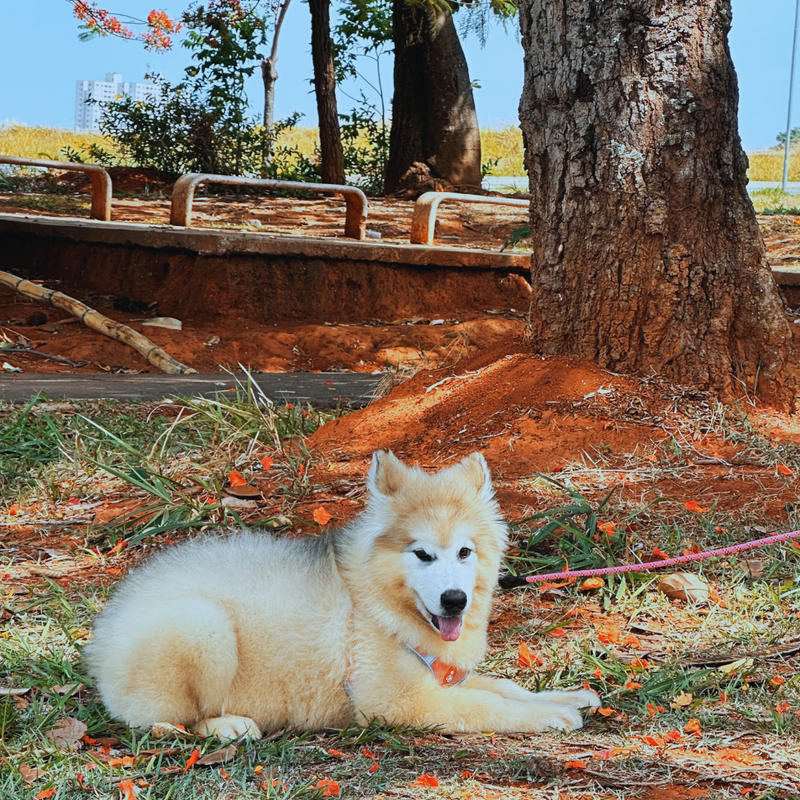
[{"x1": 356, "y1": 451, "x2": 507, "y2": 656}]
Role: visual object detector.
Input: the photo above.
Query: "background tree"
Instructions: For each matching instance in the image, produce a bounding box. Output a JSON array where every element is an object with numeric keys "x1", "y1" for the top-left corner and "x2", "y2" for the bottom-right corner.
[
  {"x1": 518, "y1": 0, "x2": 796, "y2": 405},
  {"x1": 309, "y1": 0, "x2": 346, "y2": 183},
  {"x1": 261, "y1": 0, "x2": 293, "y2": 127},
  {"x1": 384, "y1": 0, "x2": 482, "y2": 192}
]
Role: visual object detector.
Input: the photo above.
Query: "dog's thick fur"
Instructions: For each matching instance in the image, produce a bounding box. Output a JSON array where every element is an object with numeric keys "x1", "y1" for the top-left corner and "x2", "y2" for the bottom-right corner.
[{"x1": 85, "y1": 451, "x2": 598, "y2": 738}]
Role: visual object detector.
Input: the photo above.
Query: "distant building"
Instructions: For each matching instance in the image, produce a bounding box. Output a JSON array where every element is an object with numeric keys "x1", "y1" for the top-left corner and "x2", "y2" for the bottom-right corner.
[{"x1": 74, "y1": 73, "x2": 155, "y2": 133}]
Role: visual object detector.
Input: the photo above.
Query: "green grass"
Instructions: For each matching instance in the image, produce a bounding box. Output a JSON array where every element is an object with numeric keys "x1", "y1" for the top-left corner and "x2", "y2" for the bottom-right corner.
[
  {"x1": 750, "y1": 187, "x2": 800, "y2": 215},
  {"x1": 3, "y1": 386, "x2": 800, "y2": 798},
  {"x1": 1, "y1": 194, "x2": 91, "y2": 215}
]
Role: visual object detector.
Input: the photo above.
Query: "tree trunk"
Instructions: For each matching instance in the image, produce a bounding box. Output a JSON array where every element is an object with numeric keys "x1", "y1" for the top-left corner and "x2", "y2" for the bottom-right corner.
[
  {"x1": 309, "y1": 0, "x2": 345, "y2": 184},
  {"x1": 261, "y1": 0, "x2": 292, "y2": 130},
  {"x1": 261, "y1": 57, "x2": 277, "y2": 129},
  {"x1": 519, "y1": 0, "x2": 796, "y2": 405},
  {"x1": 385, "y1": 2, "x2": 482, "y2": 193}
]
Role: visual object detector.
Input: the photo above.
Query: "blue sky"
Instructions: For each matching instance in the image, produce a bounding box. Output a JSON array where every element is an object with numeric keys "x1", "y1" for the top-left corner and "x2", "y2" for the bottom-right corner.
[{"x1": 0, "y1": 0, "x2": 794, "y2": 151}]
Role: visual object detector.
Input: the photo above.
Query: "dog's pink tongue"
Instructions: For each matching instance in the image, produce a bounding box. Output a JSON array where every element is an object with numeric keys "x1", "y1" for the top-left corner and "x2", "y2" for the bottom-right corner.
[{"x1": 438, "y1": 616, "x2": 462, "y2": 641}]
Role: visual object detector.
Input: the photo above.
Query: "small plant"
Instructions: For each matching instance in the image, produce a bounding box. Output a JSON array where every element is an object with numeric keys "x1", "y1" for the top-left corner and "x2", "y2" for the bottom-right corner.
[
  {"x1": 500, "y1": 223, "x2": 531, "y2": 251},
  {"x1": 340, "y1": 98, "x2": 389, "y2": 194},
  {"x1": 60, "y1": 142, "x2": 118, "y2": 168},
  {"x1": 750, "y1": 187, "x2": 800, "y2": 215},
  {"x1": 505, "y1": 477, "x2": 664, "y2": 578}
]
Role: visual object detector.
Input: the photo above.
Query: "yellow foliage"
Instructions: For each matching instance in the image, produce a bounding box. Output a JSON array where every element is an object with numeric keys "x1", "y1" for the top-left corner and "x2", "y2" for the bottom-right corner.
[
  {"x1": 0, "y1": 124, "x2": 788, "y2": 184},
  {"x1": 0, "y1": 125, "x2": 121, "y2": 163},
  {"x1": 747, "y1": 148, "x2": 800, "y2": 182},
  {"x1": 480, "y1": 124, "x2": 525, "y2": 176}
]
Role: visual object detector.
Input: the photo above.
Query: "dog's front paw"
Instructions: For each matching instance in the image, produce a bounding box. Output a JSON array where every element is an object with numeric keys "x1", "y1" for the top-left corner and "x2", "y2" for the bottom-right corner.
[
  {"x1": 547, "y1": 688, "x2": 601, "y2": 712},
  {"x1": 194, "y1": 715, "x2": 262, "y2": 740},
  {"x1": 533, "y1": 702, "x2": 585, "y2": 733}
]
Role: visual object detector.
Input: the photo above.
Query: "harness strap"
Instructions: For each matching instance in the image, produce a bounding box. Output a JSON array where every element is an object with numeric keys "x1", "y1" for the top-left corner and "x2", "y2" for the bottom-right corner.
[
  {"x1": 405, "y1": 645, "x2": 470, "y2": 687},
  {"x1": 343, "y1": 645, "x2": 470, "y2": 699}
]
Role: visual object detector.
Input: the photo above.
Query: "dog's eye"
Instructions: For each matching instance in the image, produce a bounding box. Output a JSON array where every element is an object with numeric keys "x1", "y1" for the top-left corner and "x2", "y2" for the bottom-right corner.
[
  {"x1": 414, "y1": 549, "x2": 434, "y2": 562},
  {"x1": 458, "y1": 547, "x2": 472, "y2": 560}
]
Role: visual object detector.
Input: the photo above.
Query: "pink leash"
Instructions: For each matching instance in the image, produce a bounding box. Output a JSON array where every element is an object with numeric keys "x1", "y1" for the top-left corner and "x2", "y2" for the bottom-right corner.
[{"x1": 500, "y1": 528, "x2": 800, "y2": 588}]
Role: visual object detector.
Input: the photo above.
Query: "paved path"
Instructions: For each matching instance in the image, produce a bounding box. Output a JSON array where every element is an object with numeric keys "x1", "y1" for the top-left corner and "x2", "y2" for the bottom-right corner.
[{"x1": 0, "y1": 372, "x2": 383, "y2": 406}]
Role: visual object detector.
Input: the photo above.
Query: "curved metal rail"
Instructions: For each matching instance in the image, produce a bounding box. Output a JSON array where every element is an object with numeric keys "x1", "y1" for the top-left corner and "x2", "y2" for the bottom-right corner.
[
  {"x1": 410, "y1": 192, "x2": 529, "y2": 246},
  {"x1": 170, "y1": 173, "x2": 368, "y2": 240},
  {"x1": 0, "y1": 156, "x2": 112, "y2": 222}
]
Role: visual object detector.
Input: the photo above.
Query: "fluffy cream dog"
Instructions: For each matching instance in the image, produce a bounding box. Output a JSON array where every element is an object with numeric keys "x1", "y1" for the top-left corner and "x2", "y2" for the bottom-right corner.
[{"x1": 85, "y1": 451, "x2": 599, "y2": 738}]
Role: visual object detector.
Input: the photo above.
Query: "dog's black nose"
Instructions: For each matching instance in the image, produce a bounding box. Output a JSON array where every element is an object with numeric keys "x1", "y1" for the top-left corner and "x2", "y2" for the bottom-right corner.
[{"x1": 440, "y1": 589, "x2": 467, "y2": 614}]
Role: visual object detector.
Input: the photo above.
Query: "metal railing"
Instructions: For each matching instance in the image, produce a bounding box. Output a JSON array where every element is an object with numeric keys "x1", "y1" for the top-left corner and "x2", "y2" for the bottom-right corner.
[
  {"x1": 410, "y1": 192, "x2": 529, "y2": 246},
  {"x1": 170, "y1": 173, "x2": 369, "y2": 240},
  {"x1": 0, "y1": 156, "x2": 112, "y2": 222}
]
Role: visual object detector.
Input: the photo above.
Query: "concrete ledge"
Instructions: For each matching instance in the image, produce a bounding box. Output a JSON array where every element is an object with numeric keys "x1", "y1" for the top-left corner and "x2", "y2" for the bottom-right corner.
[
  {"x1": 773, "y1": 266, "x2": 800, "y2": 287},
  {"x1": 0, "y1": 213, "x2": 533, "y2": 323},
  {"x1": 0, "y1": 214, "x2": 530, "y2": 271}
]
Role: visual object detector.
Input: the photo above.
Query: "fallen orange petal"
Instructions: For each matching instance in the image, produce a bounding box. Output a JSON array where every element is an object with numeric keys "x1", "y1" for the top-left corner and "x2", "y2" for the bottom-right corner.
[
  {"x1": 184, "y1": 748, "x2": 200, "y2": 771},
  {"x1": 228, "y1": 469, "x2": 247, "y2": 486},
  {"x1": 117, "y1": 780, "x2": 137, "y2": 800},
  {"x1": 684, "y1": 718, "x2": 703, "y2": 736},
  {"x1": 684, "y1": 500, "x2": 708, "y2": 513},
  {"x1": 313, "y1": 507, "x2": 333, "y2": 526}
]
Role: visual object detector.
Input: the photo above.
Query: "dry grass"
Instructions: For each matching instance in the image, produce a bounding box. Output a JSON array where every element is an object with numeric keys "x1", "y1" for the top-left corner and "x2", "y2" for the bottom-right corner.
[
  {"x1": 748, "y1": 147, "x2": 800, "y2": 182},
  {"x1": 480, "y1": 125, "x2": 525, "y2": 176},
  {"x1": 2, "y1": 125, "x2": 795, "y2": 183},
  {"x1": 0, "y1": 125, "x2": 117, "y2": 162}
]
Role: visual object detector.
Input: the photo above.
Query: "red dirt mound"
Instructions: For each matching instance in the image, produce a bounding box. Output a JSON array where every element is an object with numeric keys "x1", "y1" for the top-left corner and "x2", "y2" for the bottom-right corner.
[
  {"x1": 311, "y1": 344, "x2": 665, "y2": 476},
  {"x1": 310, "y1": 346, "x2": 800, "y2": 520}
]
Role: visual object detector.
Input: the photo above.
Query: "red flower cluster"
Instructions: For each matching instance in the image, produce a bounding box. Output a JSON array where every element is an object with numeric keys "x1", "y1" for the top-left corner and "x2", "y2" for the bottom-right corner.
[
  {"x1": 70, "y1": 1, "x2": 181, "y2": 51},
  {"x1": 72, "y1": 1, "x2": 135, "y2": 39}
]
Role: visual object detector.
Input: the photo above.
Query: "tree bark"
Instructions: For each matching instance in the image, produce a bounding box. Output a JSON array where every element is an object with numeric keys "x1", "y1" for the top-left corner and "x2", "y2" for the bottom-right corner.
[
  {"x1": 261, "y1": 0, "x2": 292, "y2": 129},
  {"x1": 385, "y1": 2, "x2": 482, "y2": 193},
  {"x1": 309, "y1": 0, "x2": 345, "y2": 184},
  {"x1": 518, "y1": 0, "x2": 796, "y2": 406}
]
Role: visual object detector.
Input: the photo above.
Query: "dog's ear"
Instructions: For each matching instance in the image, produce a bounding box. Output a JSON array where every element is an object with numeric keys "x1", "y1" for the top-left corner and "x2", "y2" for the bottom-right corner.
[
  {"x1": 367, "y1": 450, "x2": 407, "y2": 497},
  {"x1": 455, "y1": 452, "x2": 494, "y2": 498}
]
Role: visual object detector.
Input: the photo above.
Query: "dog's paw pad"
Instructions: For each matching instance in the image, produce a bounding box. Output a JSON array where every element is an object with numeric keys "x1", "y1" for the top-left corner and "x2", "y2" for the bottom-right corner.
[{"x1": 195, "y1": 715, "x2": 261, "y2": 740}]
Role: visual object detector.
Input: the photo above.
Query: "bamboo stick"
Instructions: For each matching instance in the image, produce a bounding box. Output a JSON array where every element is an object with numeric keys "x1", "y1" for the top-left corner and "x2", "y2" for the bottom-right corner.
[{"x1": 0, "y1": 270, "x2": 196, "y2": 375}]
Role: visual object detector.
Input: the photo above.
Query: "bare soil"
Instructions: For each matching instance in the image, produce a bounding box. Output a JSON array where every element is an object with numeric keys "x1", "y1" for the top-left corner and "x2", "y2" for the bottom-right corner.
[{"x1": 0, "y1": 194, "x2": 798, "y2": 376}]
